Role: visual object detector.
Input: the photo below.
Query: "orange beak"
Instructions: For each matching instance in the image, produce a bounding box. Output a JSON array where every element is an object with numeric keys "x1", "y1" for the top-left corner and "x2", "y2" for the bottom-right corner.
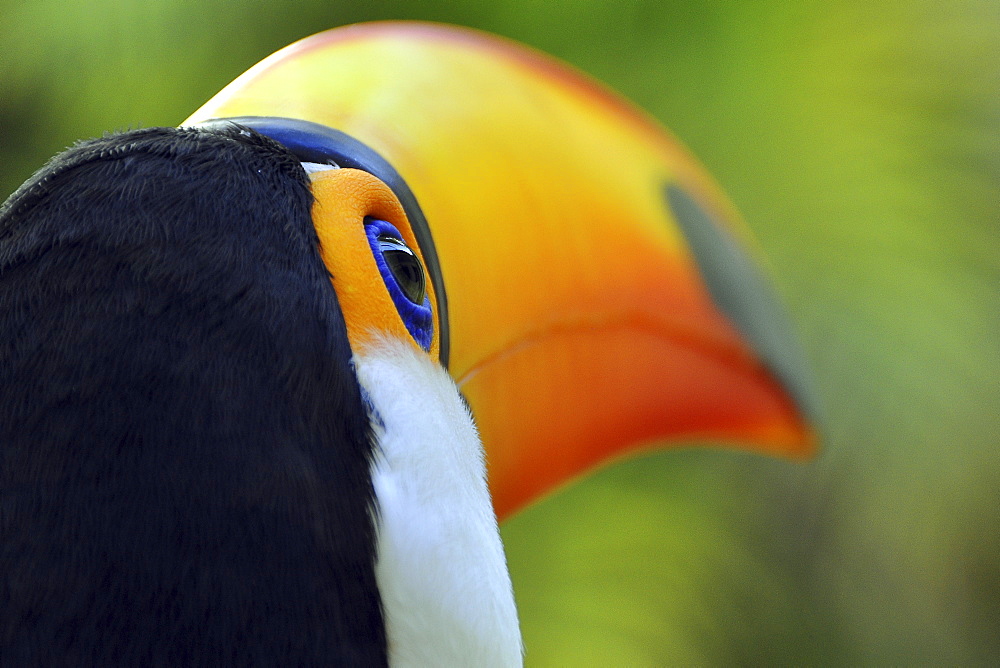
[{"x1": 183, "y1": 21, "x2": 818, "y2": 520}]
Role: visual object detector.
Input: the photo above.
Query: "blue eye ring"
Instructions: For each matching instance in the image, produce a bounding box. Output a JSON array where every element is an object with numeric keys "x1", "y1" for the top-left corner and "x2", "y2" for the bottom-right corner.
[{"x1": 364, "y1": 217, "x2": 434, "y2": 351}]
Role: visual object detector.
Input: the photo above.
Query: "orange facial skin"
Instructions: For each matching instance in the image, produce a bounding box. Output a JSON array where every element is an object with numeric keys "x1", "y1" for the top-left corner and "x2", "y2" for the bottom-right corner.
[{"x1": 309, "y1": 168, "x2": 439, "y2": 359}]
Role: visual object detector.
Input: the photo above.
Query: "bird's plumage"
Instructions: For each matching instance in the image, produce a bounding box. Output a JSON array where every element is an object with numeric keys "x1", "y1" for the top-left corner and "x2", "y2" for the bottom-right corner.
[
  {"x1": 360, "y1": 336, "x2": 521, "y2": 666},
  {"x1": 0, "y1": 126, "x2": 388, "y2": 664}
]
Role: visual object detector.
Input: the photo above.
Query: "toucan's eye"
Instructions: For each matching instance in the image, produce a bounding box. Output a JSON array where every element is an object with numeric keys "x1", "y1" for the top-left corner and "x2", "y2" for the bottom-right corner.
[
  {"x1": 377, "y1": 233, "x2": 426, "y2": 305},
  {"x1": 364, "y1": 217, "x2": 434, "y2": 351}
]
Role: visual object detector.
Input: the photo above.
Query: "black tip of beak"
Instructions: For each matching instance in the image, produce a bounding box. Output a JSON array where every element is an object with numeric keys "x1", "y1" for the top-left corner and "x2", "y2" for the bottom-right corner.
[{"x1": 664, "y1": 183, "x2": 823, "y2": 431}]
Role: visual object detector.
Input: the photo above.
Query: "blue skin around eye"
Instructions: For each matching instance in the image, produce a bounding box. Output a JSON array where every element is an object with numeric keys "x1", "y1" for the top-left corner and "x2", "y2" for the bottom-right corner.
[{"x1": 364, "y1": 218, "x2": 434, "y2": 351}]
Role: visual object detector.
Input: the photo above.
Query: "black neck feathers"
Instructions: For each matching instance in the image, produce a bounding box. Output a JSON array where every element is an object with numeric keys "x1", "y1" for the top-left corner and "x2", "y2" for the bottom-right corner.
[{"x1": 0, "y1": 126, "x2": 386, "y2": 665}]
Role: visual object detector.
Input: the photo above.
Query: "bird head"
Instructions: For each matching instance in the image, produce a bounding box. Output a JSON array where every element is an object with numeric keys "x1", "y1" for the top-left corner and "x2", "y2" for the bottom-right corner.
[{"x1": 1, "y1": 21, "x2": 819, "y2": 665}]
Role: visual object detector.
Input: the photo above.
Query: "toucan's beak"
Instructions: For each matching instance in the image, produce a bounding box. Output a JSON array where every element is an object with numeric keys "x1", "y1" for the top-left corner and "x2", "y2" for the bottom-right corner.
[{"x1": 184, "y1": 21, "x2": 819, "y2": 520}]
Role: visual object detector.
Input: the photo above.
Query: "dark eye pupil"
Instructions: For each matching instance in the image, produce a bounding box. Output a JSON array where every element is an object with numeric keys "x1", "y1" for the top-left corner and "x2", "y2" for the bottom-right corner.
[{"x1": 378, "y1": 234, "x2": 425, "y2": 304}]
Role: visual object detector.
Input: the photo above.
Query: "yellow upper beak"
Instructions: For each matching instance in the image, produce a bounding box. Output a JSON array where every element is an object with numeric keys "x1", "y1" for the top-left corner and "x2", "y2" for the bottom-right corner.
[{"x1": 183, "y1": 21, "x2": 818, "y2": 520}]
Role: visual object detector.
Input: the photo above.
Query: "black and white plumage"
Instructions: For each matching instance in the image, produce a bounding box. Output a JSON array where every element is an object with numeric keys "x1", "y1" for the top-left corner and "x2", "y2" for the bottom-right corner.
[{"x1": 0, "y1": 126, "x2": 519, "y2": 666}]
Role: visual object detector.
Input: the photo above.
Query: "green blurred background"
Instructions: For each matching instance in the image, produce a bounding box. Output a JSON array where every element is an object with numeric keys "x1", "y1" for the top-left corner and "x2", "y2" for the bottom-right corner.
[{"x1": 3, "y1": 0, "x2": 998, "y2": 664}]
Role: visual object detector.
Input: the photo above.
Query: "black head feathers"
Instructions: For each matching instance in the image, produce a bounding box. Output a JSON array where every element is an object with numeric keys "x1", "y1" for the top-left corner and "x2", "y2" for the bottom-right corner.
[{"x1": 0, "y1": 126, "x2": 387, "y2": 665}]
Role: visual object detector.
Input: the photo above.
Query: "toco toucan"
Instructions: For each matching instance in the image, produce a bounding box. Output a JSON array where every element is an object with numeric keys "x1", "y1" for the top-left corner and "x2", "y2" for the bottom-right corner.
[{"x1": 0, "y1": 22, "x2": 817, "y2": 666}]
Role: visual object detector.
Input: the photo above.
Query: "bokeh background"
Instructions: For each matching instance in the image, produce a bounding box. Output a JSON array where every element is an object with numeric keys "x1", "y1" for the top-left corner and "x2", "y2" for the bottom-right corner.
[{"x1": 3, "y1": 0, "x2": 997, "y2": 664}]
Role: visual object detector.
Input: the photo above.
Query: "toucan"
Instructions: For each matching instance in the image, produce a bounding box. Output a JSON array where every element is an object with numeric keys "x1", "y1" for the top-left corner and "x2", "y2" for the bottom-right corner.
[{"x1": 0, "y1": 22, "x2": 817, "y2": 666}]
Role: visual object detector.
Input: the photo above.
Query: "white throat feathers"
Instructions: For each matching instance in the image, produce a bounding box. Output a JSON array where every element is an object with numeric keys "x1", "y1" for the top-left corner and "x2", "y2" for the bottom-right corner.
[{"x1": 355, "y1": 338, "x2": 523, "y2": 668}]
